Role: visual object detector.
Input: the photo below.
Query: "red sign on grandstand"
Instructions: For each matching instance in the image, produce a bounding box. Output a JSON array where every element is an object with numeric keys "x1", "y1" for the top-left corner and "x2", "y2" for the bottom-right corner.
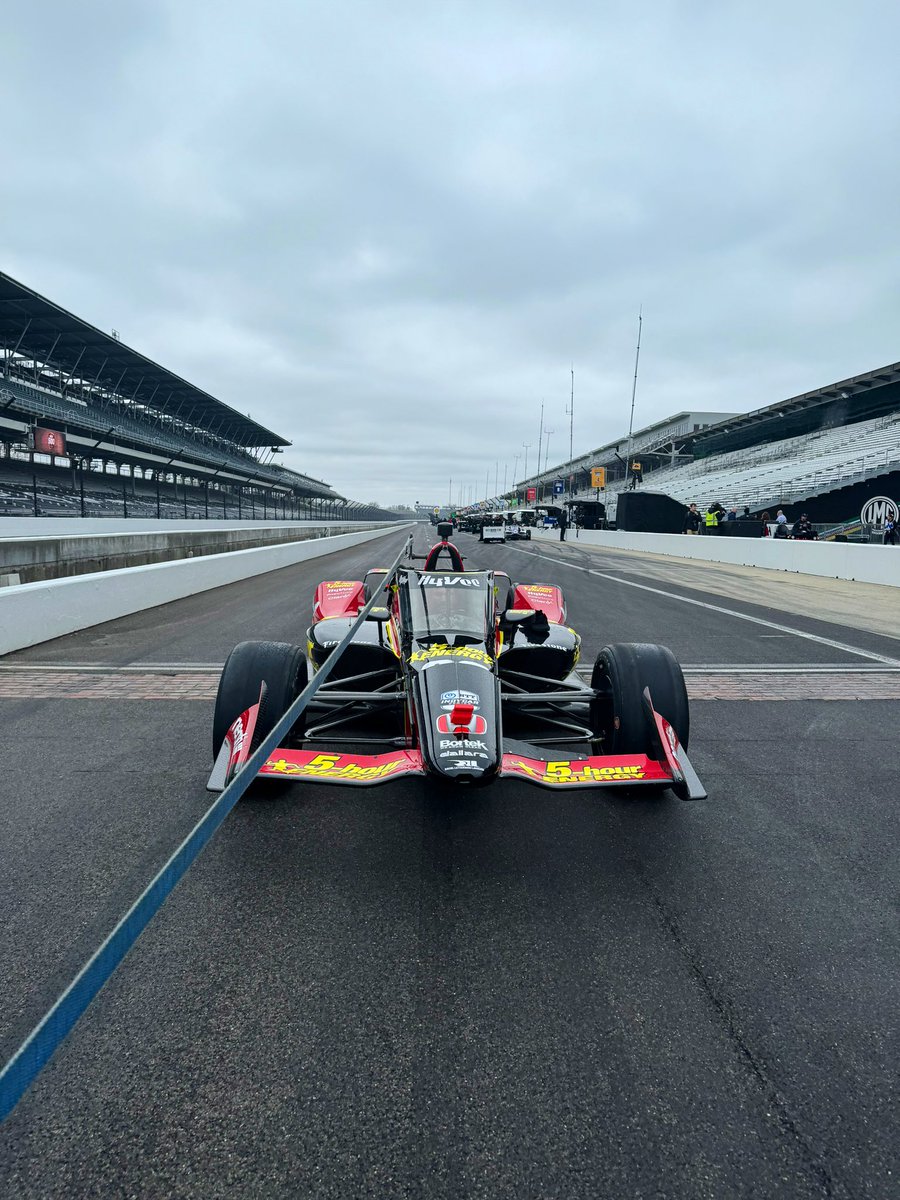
[
  {"x1": 526, "y1": 487, "x2": 537, "y2": 501},
  {"x1": 32, "y1": 426, "x2": 66, "y2": 456}
]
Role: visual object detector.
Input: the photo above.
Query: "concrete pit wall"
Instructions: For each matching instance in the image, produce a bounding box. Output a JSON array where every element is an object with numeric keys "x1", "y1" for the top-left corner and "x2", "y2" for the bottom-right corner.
[
  {"x1": 0, "y1": 523, "x2": 413, "y2": 656},
  {"x1": 0, "y1": 521, "x2": 393, "y2": 585},
  {"x1": 532, "y1": 526, "x2": 900, "y2": 588}
]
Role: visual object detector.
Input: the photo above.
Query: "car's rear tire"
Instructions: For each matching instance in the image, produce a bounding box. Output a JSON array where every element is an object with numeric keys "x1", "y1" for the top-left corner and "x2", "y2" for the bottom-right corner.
[
  {"x1": 213, "y1": 640, "x2": 308, "y2": 758},
  {"x1": 590, "y1": 642, "x2": 689, "y2": 755}
]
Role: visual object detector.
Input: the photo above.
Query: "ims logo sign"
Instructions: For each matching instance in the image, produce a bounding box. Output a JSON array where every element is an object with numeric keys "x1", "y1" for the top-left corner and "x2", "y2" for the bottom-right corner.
[{"x1": 860, "y1": 496, "x2": 899, "y2": 529}]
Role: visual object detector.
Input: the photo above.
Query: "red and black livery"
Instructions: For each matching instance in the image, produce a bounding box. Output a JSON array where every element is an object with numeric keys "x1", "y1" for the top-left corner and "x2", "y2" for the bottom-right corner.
[{"x1": 208, "y1": 525, "x2": 706, "y2": 800}]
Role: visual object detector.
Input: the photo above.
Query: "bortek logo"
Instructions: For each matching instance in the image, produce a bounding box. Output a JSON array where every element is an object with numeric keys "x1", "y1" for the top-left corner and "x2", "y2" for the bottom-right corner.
[
  {"x1": 440, "y1": 690, "x2": 479, "y2": 710},
  {"x1": 436, "y1": 713, "x2": 487, "y2": 735},
  {"x1": 860, "y1": 496, "x2": 899, "y2": 529},
  {"x1": 418, "y1": 576, "x2": 482, "y2": 587},
  {"x1": 440, "y1": 739, "x2": 488, "y2": 751}
]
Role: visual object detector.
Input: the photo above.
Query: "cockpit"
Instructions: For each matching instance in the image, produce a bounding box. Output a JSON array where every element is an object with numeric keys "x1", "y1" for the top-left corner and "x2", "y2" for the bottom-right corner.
[{"x1": 400, "y1": 570, "x2": 491, "y2": 643}]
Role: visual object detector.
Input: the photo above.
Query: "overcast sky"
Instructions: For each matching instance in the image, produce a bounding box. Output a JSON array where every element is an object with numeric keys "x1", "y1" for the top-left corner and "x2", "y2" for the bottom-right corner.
[{"x1": 3, "y1": 0, "x2": 899, "y2": 507}]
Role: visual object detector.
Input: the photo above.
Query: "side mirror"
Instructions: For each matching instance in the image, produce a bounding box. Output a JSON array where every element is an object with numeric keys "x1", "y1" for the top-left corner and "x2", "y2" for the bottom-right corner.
[
  {"x1": 366, "y1": 606, "x2": 392, "y2": 622},
  {"x1": 503, "y1": 607, "x2": 550, "y2": 634}
]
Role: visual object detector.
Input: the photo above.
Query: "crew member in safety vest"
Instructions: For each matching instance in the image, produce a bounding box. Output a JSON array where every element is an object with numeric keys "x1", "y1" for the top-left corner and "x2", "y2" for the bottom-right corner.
[{"x1": 704, "y1": 506, "x2": 719, "y2": 531}]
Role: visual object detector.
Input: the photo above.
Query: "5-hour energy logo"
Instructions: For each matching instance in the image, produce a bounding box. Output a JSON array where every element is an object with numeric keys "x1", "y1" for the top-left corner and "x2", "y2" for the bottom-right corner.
[
  {"x1": 510, "y1": 759, "x2": 646, "y2": 784},
  {"x1": 265, "y1": 754, "x2": 406, "y2": 781},
  {"x1": 409, "y1": 645, "x2": 493, "y2": 666}
]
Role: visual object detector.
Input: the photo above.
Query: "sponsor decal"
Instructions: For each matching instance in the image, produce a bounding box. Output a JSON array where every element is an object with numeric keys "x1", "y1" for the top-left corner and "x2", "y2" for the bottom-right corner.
[
  {"x1": 266, "y1": 753, "x2": 406, "y2": 780},
  {"x1": 440, "y1": 738, "x2": 488, "y2": 751},
  {"x1": 520, "y1": 585, "x2": 553, "y2": 594},
  {"x1": 440, "y1": 689, "x2": 480, "y2": 710},
  {"x1": 436, "y1": 712, "x2": 487, "y2": 735},
  {"x1": 409, "y1": 645, "x2": 493, "y2": 666},
  {"x1": 326, "y1": 581, "x2": 357, "y2": 590},
  {"x1": 509, "y1": 758, "x2": 646, "y2": 784},
  {"x1": 226, "y1": 713, "x2": 247, "y2": 775},
  {"x1": 444, "y1": 760, "x2": 481, "y2": 771},
  {"x1": 860, "y1": 495, "x2": 898, "y2": 529},
  {"x1": 417, "y1": 575, "x2": 483, "y2": 587}
]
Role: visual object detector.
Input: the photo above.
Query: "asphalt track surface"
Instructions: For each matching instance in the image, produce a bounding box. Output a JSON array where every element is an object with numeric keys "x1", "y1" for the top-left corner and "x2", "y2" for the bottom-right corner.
[{"x1": 1, "y1": 527, "x2": 898, "y2": 1198}]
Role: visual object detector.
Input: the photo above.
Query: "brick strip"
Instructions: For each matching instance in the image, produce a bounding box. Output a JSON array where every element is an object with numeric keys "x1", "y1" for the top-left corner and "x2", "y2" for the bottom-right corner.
[{"x1": 1, "y1": 667, "x2": 900, "y2": 702}]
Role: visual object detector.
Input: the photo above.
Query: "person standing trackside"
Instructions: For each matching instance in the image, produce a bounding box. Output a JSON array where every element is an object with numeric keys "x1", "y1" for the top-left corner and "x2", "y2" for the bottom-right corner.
[
  {"x1": 683, "y1": 503, "x2": 701, "y2": 534},
  {"x1": 558, "y1": 507, "x2": 568, "y2": 542},
  {"x1": 704, "y1": 505, "x2": 719, "y2": 533}
]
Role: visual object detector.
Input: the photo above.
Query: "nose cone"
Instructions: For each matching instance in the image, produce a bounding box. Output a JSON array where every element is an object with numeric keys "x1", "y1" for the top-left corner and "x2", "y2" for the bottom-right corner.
[{"x1": 412, "y1": 658, "x2": 501, "y2": 782}]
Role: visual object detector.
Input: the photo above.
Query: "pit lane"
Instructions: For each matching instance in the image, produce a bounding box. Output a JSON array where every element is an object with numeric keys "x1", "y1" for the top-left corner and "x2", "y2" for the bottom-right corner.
[{"x1": 0, "y1": 528, "x2": 897, "y2": 1199}]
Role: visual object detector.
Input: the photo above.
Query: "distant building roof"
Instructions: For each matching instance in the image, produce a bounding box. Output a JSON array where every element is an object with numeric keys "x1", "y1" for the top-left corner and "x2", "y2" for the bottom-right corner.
[
  {"x1": 0, "y1": 270, "x2": 289, "y2": 448},
  {"x1": 693, "y1": 362, "x2": 900, "y2": 457}
]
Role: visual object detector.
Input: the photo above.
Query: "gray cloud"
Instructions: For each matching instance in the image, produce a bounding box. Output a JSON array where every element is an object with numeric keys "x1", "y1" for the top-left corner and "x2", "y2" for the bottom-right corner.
[{"x1": 3, "y1": 0, "x2": 899, "y2": 506}]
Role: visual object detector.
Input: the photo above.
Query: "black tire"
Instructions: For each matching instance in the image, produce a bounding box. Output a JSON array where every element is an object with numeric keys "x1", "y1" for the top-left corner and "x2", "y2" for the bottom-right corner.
[
  {"x1": 590, "y1": 642, "x2": 689, "y2": 754},
  {"x1": 213, "y1": 640, "x2": 308, "y2": 758}
]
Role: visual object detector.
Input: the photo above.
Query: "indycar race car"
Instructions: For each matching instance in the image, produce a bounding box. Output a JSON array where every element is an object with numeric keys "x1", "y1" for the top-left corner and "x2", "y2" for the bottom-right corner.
[{"x1": 208, "y1": 526, "x2": 705, "y2": 799}]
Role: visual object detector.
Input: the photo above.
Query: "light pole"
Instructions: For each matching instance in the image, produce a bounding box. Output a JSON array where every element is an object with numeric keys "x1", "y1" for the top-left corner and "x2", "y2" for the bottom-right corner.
[
  {"x1": 543, "y1": 428, "x2": 554, "y2": 477},
  {"x1": 567, "y1": 364, "x2": 574, "y2": 464},
  {"x1": 522, "y1": 442, "x2": 531, "y2": 482},
  {"x1": 626, "y1": 306, "x2": 643, "y2": 473}
]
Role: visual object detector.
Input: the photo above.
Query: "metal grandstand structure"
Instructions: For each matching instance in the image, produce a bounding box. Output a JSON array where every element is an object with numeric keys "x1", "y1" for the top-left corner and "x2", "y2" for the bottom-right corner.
[
  {"x1": 0, "y1": 270, "x2": 396, "y2": 521},
  {"x1": 481, "y1": 362, "x2": 900, "y2": 526}
]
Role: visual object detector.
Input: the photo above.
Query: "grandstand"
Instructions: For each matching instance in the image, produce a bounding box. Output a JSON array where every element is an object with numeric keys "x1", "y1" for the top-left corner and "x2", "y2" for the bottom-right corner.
[
  {"x1": 506, "y1": 361, "x2": 900, "y2": 528},
  {"x1": 0, "y1": 270, "x2": 397, "y2": 522}
]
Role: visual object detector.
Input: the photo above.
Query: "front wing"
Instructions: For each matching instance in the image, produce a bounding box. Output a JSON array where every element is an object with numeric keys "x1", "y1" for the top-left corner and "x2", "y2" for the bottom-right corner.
[{"x1": 208, "y1": 699, "x2": 705, "y2": 799}]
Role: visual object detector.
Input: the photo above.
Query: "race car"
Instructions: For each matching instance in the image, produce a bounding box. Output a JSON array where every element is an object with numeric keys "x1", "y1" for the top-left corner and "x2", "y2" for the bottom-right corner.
[
  {"x1": 504, "y1": 520, "x2": 531, "y2": 540},
  {"x1": 208, "y1": 526, "x2": 705, "y2": 798}
]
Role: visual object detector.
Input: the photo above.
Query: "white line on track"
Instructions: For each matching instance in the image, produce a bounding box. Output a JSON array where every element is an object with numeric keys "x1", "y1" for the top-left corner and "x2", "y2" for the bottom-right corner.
[{"x1": 508, "y1": 544, "x2": 900, "y2": 666}]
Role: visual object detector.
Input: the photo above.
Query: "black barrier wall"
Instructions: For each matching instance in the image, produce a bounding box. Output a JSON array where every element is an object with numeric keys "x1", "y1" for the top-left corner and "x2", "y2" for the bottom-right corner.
[
  {"x1": 616, "y1": 491, "x2": 686, "y2": 533},
  {"x1": 619, "y1": 471, "x2": 900, "y2": 533},
  {"x1": 761, "y1": 471, "x2": 900, "y2": 525}
]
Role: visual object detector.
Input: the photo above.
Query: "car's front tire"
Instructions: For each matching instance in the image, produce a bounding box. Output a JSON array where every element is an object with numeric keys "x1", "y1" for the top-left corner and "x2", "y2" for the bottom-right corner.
[
  {"x1": 213, "y1": 640, "x2": 308, "y2": 758},
  {"x1": 590, "y1": 642, "x2": 689, "y2": 755}
]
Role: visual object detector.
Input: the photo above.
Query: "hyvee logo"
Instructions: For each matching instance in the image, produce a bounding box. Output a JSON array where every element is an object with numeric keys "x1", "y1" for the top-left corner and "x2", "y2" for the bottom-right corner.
[
  {"x1": 436, "y1": 713, "x2": 487, "y2": 735},
  {"x1": 418, "y1": 576, "x2": 482, "y2": 587},
  {"x1": 861, "y1": 496, "x2": 898, "y2": 529},
  {"x1": 440, "y1": 690, "x2": 479, "y2": 710}
]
